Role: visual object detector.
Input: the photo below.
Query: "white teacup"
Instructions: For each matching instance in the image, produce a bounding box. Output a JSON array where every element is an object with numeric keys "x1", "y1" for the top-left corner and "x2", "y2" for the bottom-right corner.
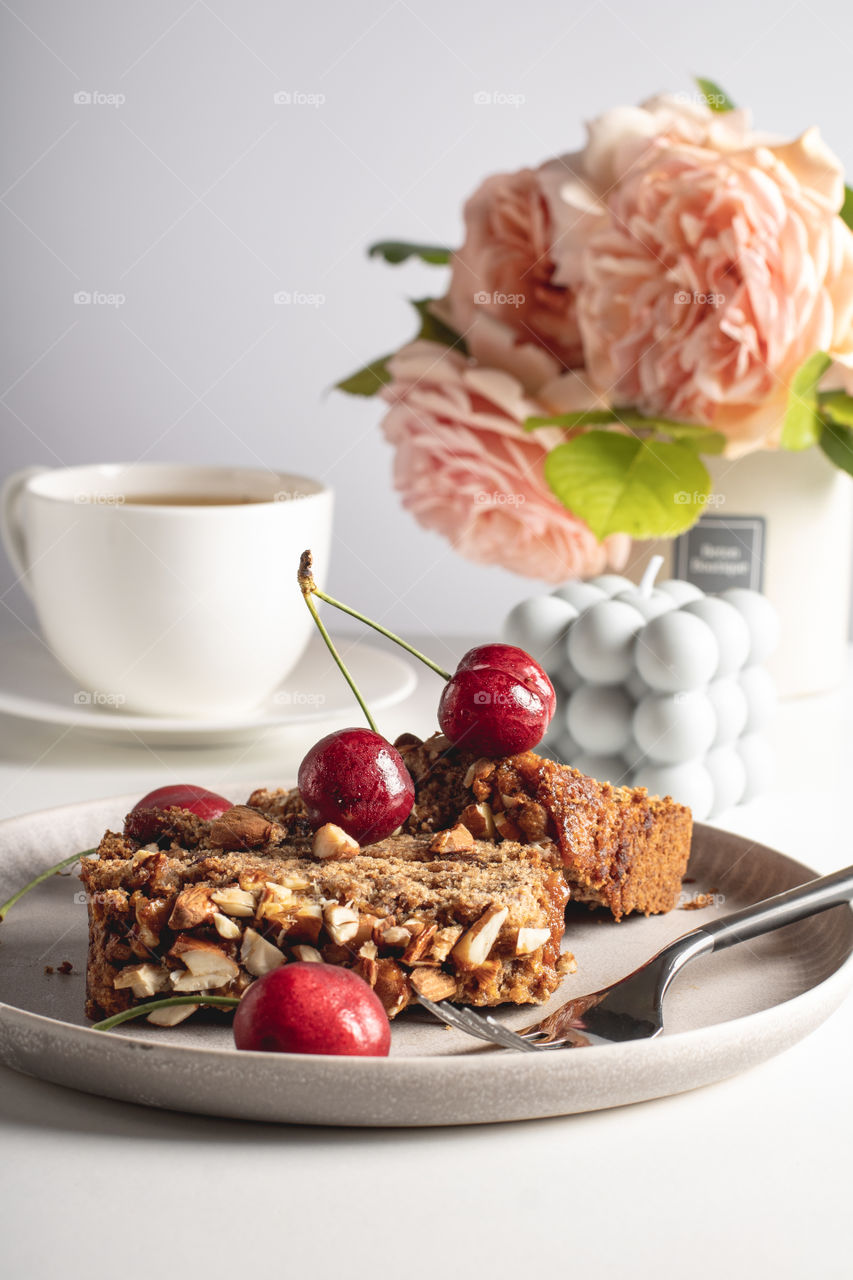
[{"x1": 1, "y1": 463, "x2": 333, "y2": 717}]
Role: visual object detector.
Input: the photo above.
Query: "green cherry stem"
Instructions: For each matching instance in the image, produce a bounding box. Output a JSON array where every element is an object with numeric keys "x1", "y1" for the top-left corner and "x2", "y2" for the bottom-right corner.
[
  {"x1": 0, "y1": 848, "x2": 97, "y2": 923},
  {"x1": 299, "y1": 552, "x2": 380, "y2": 732},
  {"x1": 91, "y1": 995, "x2": 240, "y2": 1032},
  {"x1": 298, "y1": 550, "x2": 452, "y2": 682}
]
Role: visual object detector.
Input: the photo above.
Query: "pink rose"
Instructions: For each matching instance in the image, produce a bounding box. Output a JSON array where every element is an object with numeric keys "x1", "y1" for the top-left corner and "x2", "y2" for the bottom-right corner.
[
  {"x1": 380, "y1": 341, "x2": 629, "y2": 582},
  {"x1": 547, "y1": 98, "x2": 853, "y2": 452},
  {"x1": 442, "y1": 168, "x2": 583, "y2": 393}
]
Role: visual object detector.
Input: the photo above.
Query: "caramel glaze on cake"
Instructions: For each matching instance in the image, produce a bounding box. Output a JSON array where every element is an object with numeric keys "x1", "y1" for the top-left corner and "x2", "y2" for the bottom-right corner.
[
  {"x1": 389, "y1": 734, "x2": 693, "y2": 921},
  {"x1": 80, "y1": 817, "x2": 570, "y2": 1023}
]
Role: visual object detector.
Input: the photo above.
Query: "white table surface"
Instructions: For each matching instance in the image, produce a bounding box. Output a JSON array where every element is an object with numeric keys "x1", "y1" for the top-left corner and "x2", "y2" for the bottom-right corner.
[{"x1": 0, "y1": 635, "x2": 851, "y2": 1280}]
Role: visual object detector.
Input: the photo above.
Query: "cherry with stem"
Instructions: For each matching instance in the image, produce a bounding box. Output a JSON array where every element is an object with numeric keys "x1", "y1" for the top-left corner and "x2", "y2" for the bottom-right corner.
[
  {"x1": 1, "y1": 786, "x2": 234, "y2": 923},
  {"x1": 299, "y1": 550, "x2": 556, "y2": 756},
  {"x1": 297, "y1": 552, "x2": 415, "y2": 842},
  {"x1": 298, "y1": 550, "x2": 451, "y2": 682},
  {"x1": 299, "y1": 552, "x2": 382, "y2": 731}
]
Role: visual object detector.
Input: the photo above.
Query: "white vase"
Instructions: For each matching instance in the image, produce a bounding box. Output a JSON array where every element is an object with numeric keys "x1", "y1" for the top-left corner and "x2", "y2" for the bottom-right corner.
[{"x1": 626, "y1": 448, "x2": 853, "y2": 697}]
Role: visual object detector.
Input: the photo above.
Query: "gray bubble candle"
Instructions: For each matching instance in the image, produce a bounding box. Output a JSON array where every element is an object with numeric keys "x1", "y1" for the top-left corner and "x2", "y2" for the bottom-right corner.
[{"x1": 503, "y1": 557, "x2": 779, "y2": 821}]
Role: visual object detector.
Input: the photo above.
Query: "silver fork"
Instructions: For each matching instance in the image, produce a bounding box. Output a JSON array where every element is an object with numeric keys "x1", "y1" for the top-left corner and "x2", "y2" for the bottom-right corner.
[{"x1": 415, "y1": 864, "x2": 853, "y2": 1051}]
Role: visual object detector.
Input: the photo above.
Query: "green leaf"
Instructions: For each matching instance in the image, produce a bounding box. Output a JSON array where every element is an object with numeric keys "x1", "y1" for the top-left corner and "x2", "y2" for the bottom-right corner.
[
  {"x1": 841, "y1": 186, "x2": 853, "y2": 232},
  {"x1": 647, "y1": 421, "x2": 727, "y2": 454},
  {"x1": 410, "y1": 297, "x2": 468, "y2": 352},
  {"x1": 543, "y1": 431, "x2": 712, "y2": 540},
  {"x1": 695, "y1": 77, "x2": 736, "y2": 112},
  {"x1": 780, "y1": 351, "x2": 832, "y2": 450},
  {"x1": 525, "y1": 408, "x2": 726, "y2": 454},
  {"x1": 819, "y1": 390, "x2": 853, "y2": 428},
  {"x1": 524, "y1": 410, "x2": 619, "y2": 431},
  {"x1": 611, "y1": 410, "x2": 727, "y2": 453},
  {"x1": 335, "y1": 298, "x2": 467, "y2": 397},
  {"x1": 369, "y1": 240, "x2": 451, "y2": 266},
  {"x1": 335, "y1": 354, "x2": 392, "y2": 397},
  {"x1": 819, "y1": 420, "x2": 853, "y2": 476}
]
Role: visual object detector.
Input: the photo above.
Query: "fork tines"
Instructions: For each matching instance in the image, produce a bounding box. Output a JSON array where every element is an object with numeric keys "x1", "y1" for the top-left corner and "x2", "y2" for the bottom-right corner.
[{"x1": 414, "y1": 995, "x2": 541, "y2": 1052}]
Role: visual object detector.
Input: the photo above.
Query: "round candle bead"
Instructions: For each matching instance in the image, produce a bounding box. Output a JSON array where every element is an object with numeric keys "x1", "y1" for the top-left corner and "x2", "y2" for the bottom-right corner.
[
  {"x1": 737, "y1": 733, "x2": 774, "y2": 802},
  {"x1": 719, "y1": 589, "x2": 780, "y2": 664},
  {"x1": 634, "y1": 611, "x2": 719, "y2": 693},
  {"x1": 624, "y1": 668, "x2": 652, "y2": 701},
  {"x1": 503, "y1": 596, "x2": 578, "y2": 675},
  {"x1": 681, "y1": 597, "x2": 751, "y2": 678},
  {"x1": 550, "y1": 732, "x2": 580, "y2": 764},
  {"x1": 567, "y1": 684, "x2": 634, "y2": 755},
  {"x1": 571, "y1": 753, "x2": 629, "y2": 784},
  {"x1": 555, "y1": 656, "x2": 584, "y2": 694},
  {"x1": 631, "y1": 760, "x2": 714, "y2": 820},
  {"x1": 542, "y1": 708, "x2": 566, "y2": 746},
  {"x1": 656, "y1": 578, "x2": 705, "y2": 606},
  {"x1": 739, "y1": 666, "x2": 776, "y2": 733},
  {"x1": 705, "y1": 746, "x2": 747, "y2": 815},
  {"x1": 706, "y1": 677, "x2": 749, "y2": 746},
  {"x1": 623, "y1": 736, "x2": 648, "y2": 771},
  {"x1": 632, "y1": 690, "x2": 716, "y2": 765},
  {"x1": 552, "y1": 581, "x2": 607, "y2": 613},
  {"x1": 567, "y1": 599, "x2": 645, "y2": 685},
  {"x1": 585, "y1": 574, "x2": 636, "y2": 597},
  {"x1": 613, "y1": 587, "x2": 677, "y2": 622}
]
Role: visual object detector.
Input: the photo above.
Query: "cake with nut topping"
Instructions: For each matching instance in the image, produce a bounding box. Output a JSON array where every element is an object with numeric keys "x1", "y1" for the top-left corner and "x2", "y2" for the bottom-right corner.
[
  {"x1": 81, "y1": 738, "x2": 690, "y2": 1027},
  {"x1": 255, "y1": 734, "x2": 693, "y2": 922},
  {"x1": 80, "y1": 799, "x2": 571, "y2": 1025}
]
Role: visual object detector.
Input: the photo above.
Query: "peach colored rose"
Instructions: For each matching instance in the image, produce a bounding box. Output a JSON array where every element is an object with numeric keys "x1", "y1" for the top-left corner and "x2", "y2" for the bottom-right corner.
[
  {"x1": 442, "y1": 168, "x2": 583, "y2": 393},
  {"x1": 540, "y1": 96, "x2": 763, "y2": 271},
  {"x1": 546, "y1": 98, "x2": 853, "y2": 452},
  {"x1": 380, "y1": 341, "x2": 629, "y2": 582}
]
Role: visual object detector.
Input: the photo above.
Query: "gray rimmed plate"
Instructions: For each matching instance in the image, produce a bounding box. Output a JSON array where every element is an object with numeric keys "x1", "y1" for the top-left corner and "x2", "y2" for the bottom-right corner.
[{"x1": 0, "y1": 795, "x2": 851, "y2": 1127}]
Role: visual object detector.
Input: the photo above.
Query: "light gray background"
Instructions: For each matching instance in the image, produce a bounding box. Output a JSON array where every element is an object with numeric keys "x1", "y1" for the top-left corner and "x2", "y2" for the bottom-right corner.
[{"x1": 2, "y1": 0, "x2": 851, "y2": 635}]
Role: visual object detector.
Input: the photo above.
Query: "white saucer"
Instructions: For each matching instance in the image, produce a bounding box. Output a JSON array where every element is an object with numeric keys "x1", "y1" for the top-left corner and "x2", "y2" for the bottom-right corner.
[{"x1": 0, "y1": 622, "x2": 417, "y2": 745}]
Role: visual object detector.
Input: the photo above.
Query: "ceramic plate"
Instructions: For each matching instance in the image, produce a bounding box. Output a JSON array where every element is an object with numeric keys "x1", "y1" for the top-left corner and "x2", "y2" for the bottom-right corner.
[
  {"x1": 0, "y1": 625, "x2": 416, "y2": 745},
  {"x1": 0, "y1": 796, "x2": 850, "y2": 1127}
]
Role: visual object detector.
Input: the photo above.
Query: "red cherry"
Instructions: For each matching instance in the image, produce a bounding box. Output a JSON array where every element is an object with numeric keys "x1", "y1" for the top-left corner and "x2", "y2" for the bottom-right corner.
[
  {"x1": 456, "y1": 643, "x2": 557, "y2": 718},
  {"x1": 125, "y1": 783, "x2": 233, "y2": 844},
  {"x1": 298, "y1": 728, "x2": 414, "y2": 844},
  {"x1": 438, "y1": 643, "x2": 555, "y2": 755},
  {"x1": 233, "y1": 963, "x2": 391, "y2": 1056}
]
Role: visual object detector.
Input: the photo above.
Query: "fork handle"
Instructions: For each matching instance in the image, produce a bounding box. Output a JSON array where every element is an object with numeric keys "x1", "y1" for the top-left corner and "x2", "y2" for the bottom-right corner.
[{"x1": 694, "y1": 864, "x2": 853, "y2": 953}]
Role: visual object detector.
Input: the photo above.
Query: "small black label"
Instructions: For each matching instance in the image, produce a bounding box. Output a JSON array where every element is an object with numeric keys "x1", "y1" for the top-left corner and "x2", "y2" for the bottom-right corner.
[{"x1": 673, "y1": 514, "x2": 765, "y2": 594}]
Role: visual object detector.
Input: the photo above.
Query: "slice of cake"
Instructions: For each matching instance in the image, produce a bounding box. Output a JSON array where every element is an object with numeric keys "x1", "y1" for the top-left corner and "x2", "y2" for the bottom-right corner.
[
  {"x1": 252, "y1": 736, "x2": 693, "y2": 922},
  {"x1": 80, "y1": 804, "x2": 571, "y2": 1025},
  {"x1": 393, "y1": 735, "x2": 692, "y2": 920}
]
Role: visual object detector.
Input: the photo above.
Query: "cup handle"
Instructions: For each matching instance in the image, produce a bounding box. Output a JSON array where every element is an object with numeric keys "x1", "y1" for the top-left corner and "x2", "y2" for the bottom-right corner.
[{"x1": 0, "y1": 466, "x2": 47, "y2": 596}]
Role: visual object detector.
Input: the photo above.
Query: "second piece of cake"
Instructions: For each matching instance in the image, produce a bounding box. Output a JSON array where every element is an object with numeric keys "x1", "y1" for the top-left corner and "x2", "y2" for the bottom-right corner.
[
  {"x1": 80, "y1": 809, "x2": 571, "y2": 1024},
  {"x1": 394, "y1": 735, "x2": 693, "y2": 920}
]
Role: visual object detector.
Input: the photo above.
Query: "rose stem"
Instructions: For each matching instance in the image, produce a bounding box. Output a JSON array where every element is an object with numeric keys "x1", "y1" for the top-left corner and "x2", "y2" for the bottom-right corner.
[
  {"x1": 298, "y1": 552, "x2": 381, "y2": 732},
  {"x1": 298, "y1": 550, "x2": 452, "y2": 681},
  {"x1": 0, "y1": 848, "x2": 97, "y2": 923},
  {"x1": 91, "y1": 995, "x2": 240, "y2": 1032}
]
